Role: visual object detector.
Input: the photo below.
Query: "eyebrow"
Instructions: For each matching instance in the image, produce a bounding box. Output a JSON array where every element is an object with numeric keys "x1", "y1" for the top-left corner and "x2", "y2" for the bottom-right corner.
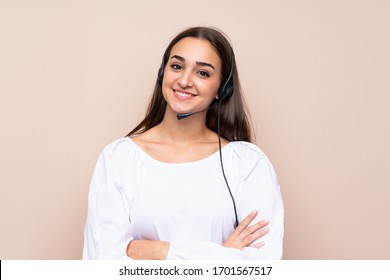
[{"x1": 170, "y1": 55, "x2": 215, "y2": 70}]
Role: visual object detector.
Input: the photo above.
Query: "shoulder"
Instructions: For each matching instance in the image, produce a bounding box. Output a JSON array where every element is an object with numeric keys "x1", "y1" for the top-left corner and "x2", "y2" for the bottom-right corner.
[
  {"x1": 226, "y1": 141, "x2": 277, "y2": 179},
  {"x1": 100, "y1": 137, "x2": 136, "y2": 156},
  {"x1": 96, "y1": 137, "x2": 139, "y2": 169},
  {"x1": 226, "y1": 141, "x2": 268, "y2": 162},
  {"x1": 93, "y1": 137, "x2": 142, "y2": 182}
]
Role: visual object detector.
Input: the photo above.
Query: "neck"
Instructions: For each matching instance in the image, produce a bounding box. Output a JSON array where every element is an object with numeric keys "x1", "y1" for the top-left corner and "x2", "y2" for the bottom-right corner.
[{"x1": 156, "y1": 110, "x2": 211, "y2": 144}]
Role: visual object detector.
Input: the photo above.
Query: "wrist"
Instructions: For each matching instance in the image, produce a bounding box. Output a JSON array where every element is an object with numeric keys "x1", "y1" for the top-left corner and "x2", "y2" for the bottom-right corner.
[{"x1": 159, "y1": 241, "x2": 170, "y2": 260}]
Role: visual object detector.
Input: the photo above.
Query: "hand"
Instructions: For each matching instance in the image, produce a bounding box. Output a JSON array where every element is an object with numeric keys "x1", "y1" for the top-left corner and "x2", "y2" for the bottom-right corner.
[
  {"x1": 127, "y1": 240, "x2": 170, "y2": 260},
  {"x1": 223, "y1": 210, "x2": 269, "y2": 250}
]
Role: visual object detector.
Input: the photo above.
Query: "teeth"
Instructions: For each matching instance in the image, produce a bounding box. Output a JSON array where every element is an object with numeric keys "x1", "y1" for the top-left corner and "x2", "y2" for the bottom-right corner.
[{"x1": 176, "y1": 91, "x2": 192, "y2": 97}]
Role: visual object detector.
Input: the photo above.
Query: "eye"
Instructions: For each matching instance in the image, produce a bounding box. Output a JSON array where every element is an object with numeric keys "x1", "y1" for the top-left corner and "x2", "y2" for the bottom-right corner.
[
  {"x1": 197, "y1": 70, "x2": 210, "y2": 78},
  {"x1": 170, "y1": 63, "x2": 183, "y2": 71}
]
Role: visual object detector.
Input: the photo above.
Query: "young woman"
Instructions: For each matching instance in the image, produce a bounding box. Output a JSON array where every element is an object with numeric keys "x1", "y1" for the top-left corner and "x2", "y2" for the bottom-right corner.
[{"x1": 83, "y1": 26, "x2": 284, "y2": 260}]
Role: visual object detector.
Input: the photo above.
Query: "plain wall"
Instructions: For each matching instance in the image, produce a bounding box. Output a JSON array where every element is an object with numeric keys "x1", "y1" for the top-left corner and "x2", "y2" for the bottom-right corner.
[{"x1": 1, "y1": 0, "x2": 389, "y2": 259}]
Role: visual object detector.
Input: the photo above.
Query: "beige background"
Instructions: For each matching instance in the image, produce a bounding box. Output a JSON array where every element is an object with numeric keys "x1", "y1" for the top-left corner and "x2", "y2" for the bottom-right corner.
[{"x1": 1, "y1": 0, "x2": 389, "y2": 259}]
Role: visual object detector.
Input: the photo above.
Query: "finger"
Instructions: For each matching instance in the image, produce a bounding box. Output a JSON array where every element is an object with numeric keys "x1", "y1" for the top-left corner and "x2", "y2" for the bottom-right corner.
[
  {"x1": 234, "y1": 210, "x2": 258, "y2": 235},
  {"x1": 248, "y1": 219, "x2": 269, "y2": 234},
  {"x1": 250, "y1": 241, "x2": 265, "y2": 249},
  {"x1": 238, "y1": 219, "x2": 269, "y2": 240},
  {"x1": 242, "y1": 227, "x2": 269, "y2": 246},
  {"x1": 223, "y1": 210, "x2": 262, "y2": 248}
]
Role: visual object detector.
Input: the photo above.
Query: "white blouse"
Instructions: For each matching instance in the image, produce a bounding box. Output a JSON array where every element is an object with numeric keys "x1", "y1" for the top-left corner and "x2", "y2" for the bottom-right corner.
[{"x1": 83, "y1": 137, "x2": 284, "y2": 259}]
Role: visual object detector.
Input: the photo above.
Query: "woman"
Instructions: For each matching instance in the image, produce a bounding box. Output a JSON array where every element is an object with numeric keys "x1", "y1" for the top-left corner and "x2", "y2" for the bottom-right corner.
[{"x1": 83, "y1": 26, "x2": 284, "y2": 259}]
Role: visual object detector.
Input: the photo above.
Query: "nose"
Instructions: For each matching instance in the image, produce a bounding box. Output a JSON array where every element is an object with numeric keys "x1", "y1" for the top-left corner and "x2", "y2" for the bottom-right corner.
[{"x1": 178, "y1": 69, "x2": 194, "y2": 88}]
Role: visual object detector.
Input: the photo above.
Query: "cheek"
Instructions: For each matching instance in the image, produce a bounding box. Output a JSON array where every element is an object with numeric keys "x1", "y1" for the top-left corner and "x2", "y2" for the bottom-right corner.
[
  {"x1": 162, "y1": 72, "x2": 173, "y2": 87},
  {"x1": 161, "y1": 75, "x2": 174, "y2": 95},
  {"x1": 194, "y1": 79, "x2": 219, "y2": 91},
  {"x1": 198, "y1": 80, "x2": 220, "y2": 97}
]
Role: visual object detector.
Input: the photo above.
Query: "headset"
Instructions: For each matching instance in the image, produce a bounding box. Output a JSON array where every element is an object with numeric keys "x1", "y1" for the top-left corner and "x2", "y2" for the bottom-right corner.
[{"x1": 157, "y1": 47, "x2": 239, "y2": 228}]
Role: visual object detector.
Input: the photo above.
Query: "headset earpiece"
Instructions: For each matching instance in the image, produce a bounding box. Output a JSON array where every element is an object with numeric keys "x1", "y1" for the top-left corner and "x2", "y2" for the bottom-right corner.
[
  {"x1": 157, "y1": 49, "x2": 169, "y2": 85},
  {"x1": 157, "y1": 65, "x2": 164, "y2": 84},
  {"x1": 218, "y1": 51, "x2": 235, "y2": 102},
  {"x1": 219, "y1": 80, "x2": 233, "y2": 101}
]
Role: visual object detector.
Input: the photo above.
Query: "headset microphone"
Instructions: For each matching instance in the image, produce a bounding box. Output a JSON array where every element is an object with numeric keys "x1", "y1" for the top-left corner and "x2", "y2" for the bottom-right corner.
[
  {"x1": 176, "y1": 103, "x2": 217, "y2": 120},
  {"x1": 176, "y1": 112, "x2": 193, "y2": 120}
]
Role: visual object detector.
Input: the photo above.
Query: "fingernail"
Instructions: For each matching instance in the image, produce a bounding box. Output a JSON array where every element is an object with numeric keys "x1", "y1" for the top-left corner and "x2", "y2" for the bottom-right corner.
[
  {"x1": 251, "y1": 210, "x2": 258, "y2": 216},
  {"x1": 259, "y1": 220, "x2": 269, "y2": 226}
]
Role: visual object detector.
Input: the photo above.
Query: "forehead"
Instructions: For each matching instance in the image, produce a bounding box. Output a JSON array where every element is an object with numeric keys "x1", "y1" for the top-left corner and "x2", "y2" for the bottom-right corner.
[{"x1": 170, "y1": 37, "x2": 221, "y2": 68}]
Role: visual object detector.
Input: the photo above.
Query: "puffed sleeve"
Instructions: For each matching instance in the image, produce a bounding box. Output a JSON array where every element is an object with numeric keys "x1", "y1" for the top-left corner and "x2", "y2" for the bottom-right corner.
[
  {"x1": 236, "y1": 145, "x2": 284, "y2": 259},
  {"x1": 83, "y1": 142, "x2": 133, "y2": 259}
]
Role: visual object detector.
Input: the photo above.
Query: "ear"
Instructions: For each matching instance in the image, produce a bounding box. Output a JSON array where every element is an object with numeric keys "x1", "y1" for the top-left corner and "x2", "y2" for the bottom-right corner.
[{"x1": 214, "y1": 90, "x2": 220, "y2": 100}]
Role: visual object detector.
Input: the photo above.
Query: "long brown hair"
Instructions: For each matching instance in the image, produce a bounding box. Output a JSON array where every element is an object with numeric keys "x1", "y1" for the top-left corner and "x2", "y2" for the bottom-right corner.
[{"x1": 127, "y1": 26, "x2": 252, "y2": 142}]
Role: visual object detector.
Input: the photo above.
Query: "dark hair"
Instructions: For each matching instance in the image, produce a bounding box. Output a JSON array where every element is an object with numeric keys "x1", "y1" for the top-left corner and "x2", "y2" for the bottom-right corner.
[{"x1": 127, "y1": 26, "x2": 252, "y2": 142}]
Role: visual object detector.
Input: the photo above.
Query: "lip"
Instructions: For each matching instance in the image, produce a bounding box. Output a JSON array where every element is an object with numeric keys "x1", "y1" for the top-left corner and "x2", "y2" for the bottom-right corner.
[{"x1": 173, "y1": 89, "x2": 197, "y2": 101}]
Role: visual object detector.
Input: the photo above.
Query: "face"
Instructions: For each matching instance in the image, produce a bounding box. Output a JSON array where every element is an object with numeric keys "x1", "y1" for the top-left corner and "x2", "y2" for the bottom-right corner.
[{"x1": 162, "y1": 37, "x2": 222, "y2": 117}]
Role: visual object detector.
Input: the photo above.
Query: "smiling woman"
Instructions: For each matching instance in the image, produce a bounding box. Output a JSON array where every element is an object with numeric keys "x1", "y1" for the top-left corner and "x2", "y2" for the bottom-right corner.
[
  {"x1": 162, "y1": 37, "x2": 222, "y2": 121},
  {"x1": 82, "y1": 26, "x2": 284, "y2": 260}
]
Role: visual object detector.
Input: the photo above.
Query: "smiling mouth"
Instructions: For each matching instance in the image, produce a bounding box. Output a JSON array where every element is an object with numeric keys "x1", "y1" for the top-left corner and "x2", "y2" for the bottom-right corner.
[{"x1": 173, "y1": 90, "x2": 197, "y2": 100}]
